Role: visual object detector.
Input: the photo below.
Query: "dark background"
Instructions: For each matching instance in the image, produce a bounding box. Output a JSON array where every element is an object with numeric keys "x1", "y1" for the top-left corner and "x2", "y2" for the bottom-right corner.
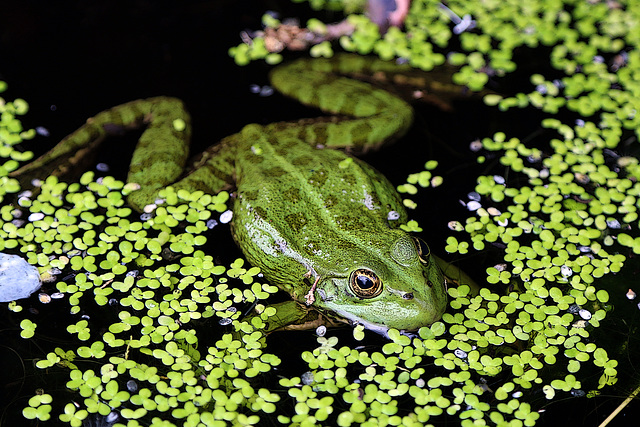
[
  {"x1": 0, "y1": 1, "x2": 638, "y2": 426},
  {"x1": 0, "y1": 0, "x2": 494, "y2": 221}
]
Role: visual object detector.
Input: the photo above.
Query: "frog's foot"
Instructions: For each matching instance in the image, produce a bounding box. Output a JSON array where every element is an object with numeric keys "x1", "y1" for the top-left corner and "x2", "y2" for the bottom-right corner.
[
  {"x1": 304, "y1": 275, "x2": 321, "y2": 306},
  {"x1": 400, "y1": 329, "x2": 418, "y2": 339}
]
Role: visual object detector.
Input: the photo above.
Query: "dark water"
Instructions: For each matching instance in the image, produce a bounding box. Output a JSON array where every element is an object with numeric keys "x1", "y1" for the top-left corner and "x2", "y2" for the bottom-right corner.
[{"x1": 0, "y1": 2, "x2": 639, "y2": 426}]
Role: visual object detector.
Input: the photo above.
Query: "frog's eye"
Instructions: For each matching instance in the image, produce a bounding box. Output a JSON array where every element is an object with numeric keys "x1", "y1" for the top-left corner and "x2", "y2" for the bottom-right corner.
[
  {"x1": 413, "y1": 237, "x2": 431, "y2": 265},
  {"x1": 349, "y1": 269, "x2": 382, "y2": 299}
]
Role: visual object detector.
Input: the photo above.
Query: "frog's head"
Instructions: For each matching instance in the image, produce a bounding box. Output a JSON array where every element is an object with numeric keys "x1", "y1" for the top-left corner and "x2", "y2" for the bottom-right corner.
[{"x1": 314, "y1": 234, "x2": 448, "y2": 334}]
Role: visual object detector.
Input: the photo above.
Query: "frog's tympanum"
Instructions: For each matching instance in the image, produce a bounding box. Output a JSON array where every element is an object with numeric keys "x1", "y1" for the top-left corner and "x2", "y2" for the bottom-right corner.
[{"x1": 13, "y1": 55, "x2": 472, "y2": 337}]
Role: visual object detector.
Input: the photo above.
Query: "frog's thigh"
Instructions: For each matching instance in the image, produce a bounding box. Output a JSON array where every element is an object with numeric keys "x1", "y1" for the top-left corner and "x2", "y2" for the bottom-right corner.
[{"x1": 171, "y1": 133, "x2": 239, "y2": 195}]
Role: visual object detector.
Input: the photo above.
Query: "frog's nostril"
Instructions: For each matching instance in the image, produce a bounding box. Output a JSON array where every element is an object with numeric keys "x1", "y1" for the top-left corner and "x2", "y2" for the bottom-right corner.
[{"x1": 403, "y1": 292, "x2": 414, "y2": 300}]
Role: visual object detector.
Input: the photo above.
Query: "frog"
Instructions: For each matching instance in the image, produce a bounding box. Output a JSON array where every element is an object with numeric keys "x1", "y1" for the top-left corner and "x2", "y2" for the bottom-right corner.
[{"x1": 11, "y1": 54, "x2": 474, "y2": 337}]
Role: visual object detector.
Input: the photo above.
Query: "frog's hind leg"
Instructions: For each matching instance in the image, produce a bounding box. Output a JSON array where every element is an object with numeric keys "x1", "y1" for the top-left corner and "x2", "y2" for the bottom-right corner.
[
  {"x1": 165, "y1": 132, "x2": 239, "y2": 199},
  {"x1": 268, "y1": 54, "x2": 414, "y2": 153},
  {"x1": 10, "y1": 97, "x2": 192, "y2": 212}
]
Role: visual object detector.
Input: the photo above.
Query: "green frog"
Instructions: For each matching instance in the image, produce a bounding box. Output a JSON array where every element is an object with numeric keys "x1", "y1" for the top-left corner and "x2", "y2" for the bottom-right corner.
[{"x1": 12, "y1": 54, "x2": 472, "y2": 336}]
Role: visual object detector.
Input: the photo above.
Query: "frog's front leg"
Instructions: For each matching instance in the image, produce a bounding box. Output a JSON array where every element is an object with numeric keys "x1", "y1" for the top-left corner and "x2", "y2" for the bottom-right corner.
[
  {"x1": 240, "y1": 300, "x2": 346, "y2": 335},
  {"x1": 302, "y1": 270, "x2": 321, "y2": 305}
]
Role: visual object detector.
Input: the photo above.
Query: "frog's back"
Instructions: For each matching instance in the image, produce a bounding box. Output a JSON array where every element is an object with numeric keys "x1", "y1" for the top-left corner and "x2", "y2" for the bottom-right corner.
[{"x1": 230, "y1": 123, "x2": 406, "y2": 293}]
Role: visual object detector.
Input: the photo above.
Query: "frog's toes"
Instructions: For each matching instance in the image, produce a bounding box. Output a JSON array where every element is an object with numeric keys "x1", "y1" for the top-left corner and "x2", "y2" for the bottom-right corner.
[
  {"x1": 400, "y1": 329, "x2": 418, "y2": 339},
  {"x1": 304, "y1": 276, "x2": 321, "y2": 305},
  {"x1": 304, "y1": 289, "x2": 316, "y2": 305}
]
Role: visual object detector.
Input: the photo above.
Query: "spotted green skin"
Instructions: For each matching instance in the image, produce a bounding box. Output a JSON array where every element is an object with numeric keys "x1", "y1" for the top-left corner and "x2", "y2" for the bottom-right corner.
[
  {"x1": 13, "y1": 55, "x2": 449, "y2": 334},
  {"x1": 231, "y1": 125, "x2": 448, "y2": 334}
]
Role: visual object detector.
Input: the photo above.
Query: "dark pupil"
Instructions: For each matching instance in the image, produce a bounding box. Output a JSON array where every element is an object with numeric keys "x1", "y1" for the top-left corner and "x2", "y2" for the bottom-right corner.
[{"x1": 356, "y1": 275, "x2": 374, "y2": 289}]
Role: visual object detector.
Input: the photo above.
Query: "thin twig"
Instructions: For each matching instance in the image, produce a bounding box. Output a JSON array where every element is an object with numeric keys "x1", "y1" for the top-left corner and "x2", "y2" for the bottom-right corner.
[{"x1": 598, "y1": 383, "x2": 640, "y2": 427}]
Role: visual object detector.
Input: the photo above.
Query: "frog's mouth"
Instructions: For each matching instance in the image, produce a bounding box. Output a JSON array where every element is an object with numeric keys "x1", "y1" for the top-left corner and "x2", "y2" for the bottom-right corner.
[{"x1": 318, "y1": 299, "x2": 391, "y2": 337}]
